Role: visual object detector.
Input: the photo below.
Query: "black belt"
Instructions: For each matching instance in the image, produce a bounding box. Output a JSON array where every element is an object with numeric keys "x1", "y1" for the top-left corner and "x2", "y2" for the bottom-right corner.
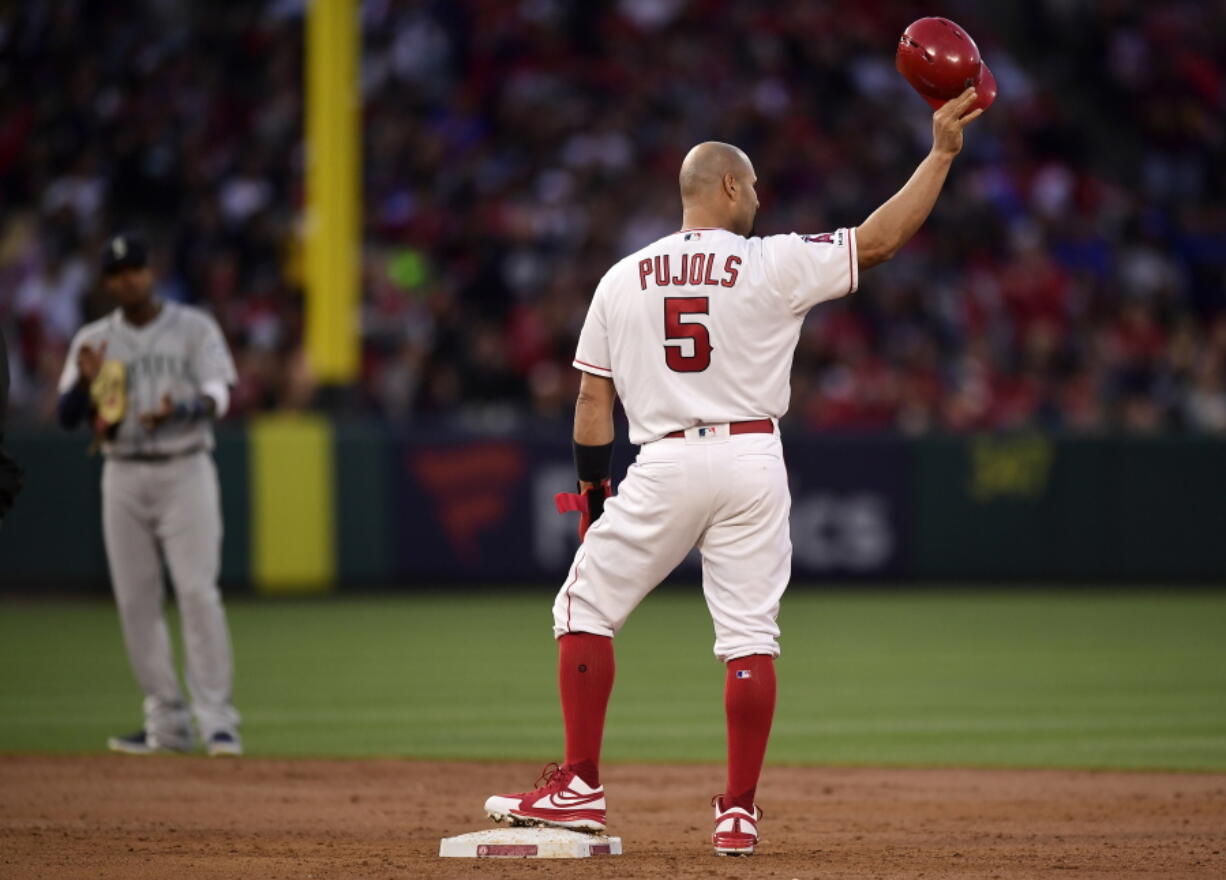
[{"x1": 110, "y1": 446, "x2": 205, "y2": 463}]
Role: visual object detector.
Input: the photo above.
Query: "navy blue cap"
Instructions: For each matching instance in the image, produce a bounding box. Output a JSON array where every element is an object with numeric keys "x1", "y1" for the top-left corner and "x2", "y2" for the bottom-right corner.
[{"x1": 101, "y1": 233, "x2": 149, "y2": 275}]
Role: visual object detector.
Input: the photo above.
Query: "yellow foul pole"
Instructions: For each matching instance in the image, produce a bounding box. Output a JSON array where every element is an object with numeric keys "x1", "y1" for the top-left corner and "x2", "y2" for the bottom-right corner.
[{"x1": 305, "y1": 0, "x2": 359, "y2": 383}]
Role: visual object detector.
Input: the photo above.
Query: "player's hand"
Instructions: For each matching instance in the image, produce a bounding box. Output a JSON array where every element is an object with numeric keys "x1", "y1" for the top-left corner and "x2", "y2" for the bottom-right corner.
[
  {"x1": 931, "y1": 88, "x2": 984, "y2": 158},
  {"x1": 576, "y1": 479, "x2": 613, "y2": 540},
  {"x1": 77, "y1": 341, "x2": 107, "y2": 384},
  {"x1": 140, "y1": 393, "x2": 175, "y2": 432},
  {"x1": 555, "y1": 479, "x2": 613, "y2": 541}
]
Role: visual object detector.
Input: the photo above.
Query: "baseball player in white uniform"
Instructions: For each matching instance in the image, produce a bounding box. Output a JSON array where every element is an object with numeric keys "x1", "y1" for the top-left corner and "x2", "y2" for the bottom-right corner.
[
  {"x1": 486, "y1": 89, "x2": 983, "y2": 854},
  {"x1": 57, "y1": 234, "x2": 242, "y2": 757}
]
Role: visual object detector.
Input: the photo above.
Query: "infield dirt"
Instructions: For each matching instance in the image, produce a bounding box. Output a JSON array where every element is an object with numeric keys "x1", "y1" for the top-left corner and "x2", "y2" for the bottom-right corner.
[{"x1": 1, "y1": 756, "x2": 1224, "y2": 878}]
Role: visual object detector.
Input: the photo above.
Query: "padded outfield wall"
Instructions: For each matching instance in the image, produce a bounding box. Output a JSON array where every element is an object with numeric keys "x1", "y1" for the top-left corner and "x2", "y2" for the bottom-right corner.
[{"x1": 2, "y1": 420, "x2": 1224, "y2": 590}]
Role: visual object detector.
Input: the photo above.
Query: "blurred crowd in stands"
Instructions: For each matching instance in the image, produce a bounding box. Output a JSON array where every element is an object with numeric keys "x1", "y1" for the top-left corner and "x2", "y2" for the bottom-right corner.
[{"x1": 2, "y1": 0, "x2": 1224, "y2": 434}]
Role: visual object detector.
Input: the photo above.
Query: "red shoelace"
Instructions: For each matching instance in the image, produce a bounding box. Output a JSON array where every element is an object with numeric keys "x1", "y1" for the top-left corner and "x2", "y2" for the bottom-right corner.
[{"x1": 534, "y1": 762, "x2": 570, "y2": 791}]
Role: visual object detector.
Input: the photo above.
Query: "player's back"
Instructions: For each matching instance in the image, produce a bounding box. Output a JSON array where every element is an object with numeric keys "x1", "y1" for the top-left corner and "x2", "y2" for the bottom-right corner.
[{"x1": 574, "y1": 226, "x2": 858, "y2": 444}]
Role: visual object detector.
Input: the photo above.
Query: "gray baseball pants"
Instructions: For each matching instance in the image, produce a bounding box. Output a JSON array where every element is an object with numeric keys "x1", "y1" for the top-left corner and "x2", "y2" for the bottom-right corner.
[{"x1": 101, "y1": 452, "x2": 239, "y2": 744}]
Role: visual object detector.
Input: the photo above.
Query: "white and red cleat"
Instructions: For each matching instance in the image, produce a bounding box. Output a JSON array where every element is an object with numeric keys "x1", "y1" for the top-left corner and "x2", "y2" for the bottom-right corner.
[
  {"x1": 711, "y1": 795, "x2": 761, "y2": 856},
  {"x1": 485, "y1": 763, "x2": 607, "y2": 832}
]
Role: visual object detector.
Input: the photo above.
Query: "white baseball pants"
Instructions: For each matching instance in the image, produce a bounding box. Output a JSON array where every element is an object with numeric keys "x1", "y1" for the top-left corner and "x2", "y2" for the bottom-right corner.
[
  {"x1": 102, "y1": 453, "x2": 239, "y2": 743},
  {"x1": 553, "y1": 425, "x2": 791, "y2": 661}
]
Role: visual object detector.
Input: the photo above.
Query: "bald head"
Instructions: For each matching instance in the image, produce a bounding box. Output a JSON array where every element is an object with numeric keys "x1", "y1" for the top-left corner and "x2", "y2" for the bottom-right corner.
[
  {"x1": 680, "y1": 142, "x2": 752, "y2": 201},
  {"x1": 678, "y1": 142, "x2": 758, "y2": 236}
]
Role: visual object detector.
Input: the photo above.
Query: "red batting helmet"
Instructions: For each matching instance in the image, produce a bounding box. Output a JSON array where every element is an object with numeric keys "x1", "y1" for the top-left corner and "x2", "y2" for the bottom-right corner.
[{"x1": 895, "y1": 17, "x2": 997, "y2": 113}]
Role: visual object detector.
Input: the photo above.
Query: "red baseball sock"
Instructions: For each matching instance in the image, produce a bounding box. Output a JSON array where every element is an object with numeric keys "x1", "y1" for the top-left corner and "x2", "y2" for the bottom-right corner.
[
  {"x1": 723, "y1": 654, "x2": 776, "y2": 812},
  {"x1": 558, "y1": 632, "x2": 615, "y2": 788}
]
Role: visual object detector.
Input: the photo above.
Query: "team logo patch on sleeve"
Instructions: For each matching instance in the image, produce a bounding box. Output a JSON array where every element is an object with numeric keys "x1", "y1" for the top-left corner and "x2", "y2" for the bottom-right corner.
[{"x1": 802, "y1": 231, "x2": 843, "y2": 246}]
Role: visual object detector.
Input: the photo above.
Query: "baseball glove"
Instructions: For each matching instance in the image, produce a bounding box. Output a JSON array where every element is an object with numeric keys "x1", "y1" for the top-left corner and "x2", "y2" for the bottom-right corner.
[{"x1": 89, "y1": 359, "x2": 127, "y2": 449}]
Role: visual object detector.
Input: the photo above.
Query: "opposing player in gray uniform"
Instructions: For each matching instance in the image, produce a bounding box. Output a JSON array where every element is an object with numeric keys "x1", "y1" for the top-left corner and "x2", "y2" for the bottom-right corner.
[{"x1": 58, "y1": 234, "x2": 241, "y2": 756}]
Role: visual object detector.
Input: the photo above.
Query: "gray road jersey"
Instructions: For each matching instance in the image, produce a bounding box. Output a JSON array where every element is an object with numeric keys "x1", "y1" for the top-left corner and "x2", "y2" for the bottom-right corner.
[{"x1": 58, "y1": 303, "x2": 238, "y2": 457}]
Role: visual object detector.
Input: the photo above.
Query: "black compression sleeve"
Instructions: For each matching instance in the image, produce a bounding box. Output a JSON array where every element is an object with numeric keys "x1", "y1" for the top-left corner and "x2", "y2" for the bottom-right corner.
[
  {"x1": 57, "y1": 382, "x2": 91, "y2": 430},
  {"x1": 573, "y1": 440, "x2": 613, "y2": 484}
]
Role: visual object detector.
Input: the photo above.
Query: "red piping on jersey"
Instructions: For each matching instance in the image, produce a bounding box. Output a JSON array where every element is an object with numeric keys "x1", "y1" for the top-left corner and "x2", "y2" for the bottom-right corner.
[
  {"x1": 564, "y1": 549, "x2": 587, "y2": 631},
  {"x1": 574, "y1": 358, "x2": 611, "y2": 374},
  {"x1": 847, "y1": 229, "x2": 854, "y2": 294}
]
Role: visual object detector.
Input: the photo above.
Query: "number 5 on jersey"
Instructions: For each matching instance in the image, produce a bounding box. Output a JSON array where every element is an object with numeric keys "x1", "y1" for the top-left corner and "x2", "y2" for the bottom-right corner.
[{"x1": 664, "y1": 297, "x2": 712, "y2": 372}]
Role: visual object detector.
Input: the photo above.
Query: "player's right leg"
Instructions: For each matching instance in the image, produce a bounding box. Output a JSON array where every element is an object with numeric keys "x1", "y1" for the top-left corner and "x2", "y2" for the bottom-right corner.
[
  {"x1": 486, "y1": 441, "x2": 709, "y2": 831},
  {"x1": 101, "y1": 460, "x2": 193, "y2": 754}
]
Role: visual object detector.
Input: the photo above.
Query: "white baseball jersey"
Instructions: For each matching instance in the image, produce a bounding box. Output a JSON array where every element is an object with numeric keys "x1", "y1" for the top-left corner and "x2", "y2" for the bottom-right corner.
[
  {"x1": 58, "y1": 302, "x2": 237, "y2": 457},
  {"x1": 556, "y1": 224, "x2": 860, "y2": 661},
  {"x1": 573, "y1": 227, "x2": 858, "y2": 444}
]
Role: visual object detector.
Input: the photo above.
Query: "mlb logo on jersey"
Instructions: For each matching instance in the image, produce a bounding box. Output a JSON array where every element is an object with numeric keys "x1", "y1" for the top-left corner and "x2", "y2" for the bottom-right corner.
[
  {"x1": 684, "y1": 231, "x2": 703, "y2": 241},
  {"x1": 735, "y1": 670, "x2": 753, "y2": 679}
]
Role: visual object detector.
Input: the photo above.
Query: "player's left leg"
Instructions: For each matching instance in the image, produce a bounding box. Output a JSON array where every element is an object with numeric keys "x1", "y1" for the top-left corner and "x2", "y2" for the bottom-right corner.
[
  {"x1": 487, "y1": 441, "x2": 711, "y2": 830},
  {"x1": 697, "y1": 432, "x2": 791, "y2": 854},
  {"x1": 155, "y1": 452, "x2": 241, "y2": 755}
]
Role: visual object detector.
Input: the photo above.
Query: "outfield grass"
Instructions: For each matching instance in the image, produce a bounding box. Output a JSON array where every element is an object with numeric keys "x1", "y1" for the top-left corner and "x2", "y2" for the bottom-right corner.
[{"x1": 1, "y1": 588, "x2": 1224, "y2": 770}]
